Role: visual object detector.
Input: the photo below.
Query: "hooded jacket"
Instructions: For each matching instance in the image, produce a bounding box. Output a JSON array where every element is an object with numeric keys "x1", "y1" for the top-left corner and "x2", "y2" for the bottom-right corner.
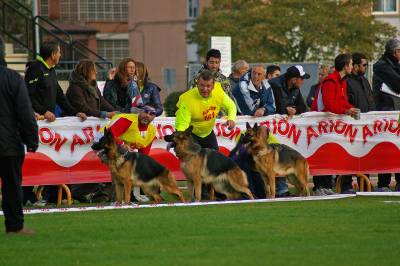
[
  {"x1": 232, "y1": 71, "x2": 276, "y2": 116},
  {"x1": 311, "y1": 71, "x2": 353, "y2": 114}
]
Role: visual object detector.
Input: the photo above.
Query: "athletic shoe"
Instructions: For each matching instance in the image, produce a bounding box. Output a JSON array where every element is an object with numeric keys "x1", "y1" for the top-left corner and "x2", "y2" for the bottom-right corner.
[
  {"x1": 33, "y1": 199, "x2": 47, "y2": 207},
  {"x1": 314, "y1": 188, "x2": 326, "y2": 196},
  {"x1": 377, "y1": 187, "x2": 391, "y2": 192},
  {"x1": 322, "y1": 188, "x2": 336, "y2": 195},
  {"x1": 341, "y1": 189, "x2": 356, "y2": 194}
]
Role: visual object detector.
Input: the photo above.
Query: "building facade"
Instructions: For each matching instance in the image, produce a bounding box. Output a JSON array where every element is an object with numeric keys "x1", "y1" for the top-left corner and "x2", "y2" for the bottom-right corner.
[{"x1": 128, "y1": 0, "x2": 211, "y2": 98}]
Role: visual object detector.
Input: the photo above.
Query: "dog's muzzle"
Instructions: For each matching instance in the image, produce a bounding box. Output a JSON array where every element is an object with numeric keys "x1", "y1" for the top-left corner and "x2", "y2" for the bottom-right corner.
[{"x1": 166, "y1": 142, "x2": 176, "y2": 152}]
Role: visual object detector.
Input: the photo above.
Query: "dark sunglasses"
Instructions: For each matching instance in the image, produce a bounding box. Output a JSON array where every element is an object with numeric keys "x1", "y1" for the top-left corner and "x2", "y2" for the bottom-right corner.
[
  {"x1": 143, "y1": 109, "x2": 156, "y2": 116},
  {"x1": 361, "y1": 63, "x2": 368, "y2": 67}
]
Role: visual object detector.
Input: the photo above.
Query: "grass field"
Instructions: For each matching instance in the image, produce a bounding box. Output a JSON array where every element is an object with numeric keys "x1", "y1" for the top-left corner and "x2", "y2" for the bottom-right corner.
[{"x1": 1, "y1": 196, "x2": 399, "y2": 266}]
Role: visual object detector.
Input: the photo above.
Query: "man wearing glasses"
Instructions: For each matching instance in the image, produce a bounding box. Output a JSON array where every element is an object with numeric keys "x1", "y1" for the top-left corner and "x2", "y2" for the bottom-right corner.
[
  {"x1": 346, "y1": 53, "x2": 375, "y2": 113},
  {"x1": 340, "y1": 53, "x2": 376, "y2": 194},
  {"x1": 105, "y1": 105, "x2": 158, "y2": 202}
]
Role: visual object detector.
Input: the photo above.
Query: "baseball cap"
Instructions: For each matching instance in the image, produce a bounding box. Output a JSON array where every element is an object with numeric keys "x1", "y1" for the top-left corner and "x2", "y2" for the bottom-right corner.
[{"x1": 286, "y1": 65, "x2": 310, "y2": 79}]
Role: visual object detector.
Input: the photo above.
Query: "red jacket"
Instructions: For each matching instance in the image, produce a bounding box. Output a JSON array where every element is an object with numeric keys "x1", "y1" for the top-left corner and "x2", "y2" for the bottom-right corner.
[{"x1": 311, "y1": 71, "x2": 353, "y2": 114}]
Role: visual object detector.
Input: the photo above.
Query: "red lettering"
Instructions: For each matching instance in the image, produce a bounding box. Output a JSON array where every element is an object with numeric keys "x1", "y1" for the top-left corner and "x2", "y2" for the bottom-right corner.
[
  {"x1": 221, "y1": 123, "x2": 233, "y2": 138},
  {"x1": 288, "y1": 125, "x2": 301, "y2": 145},
  {"x1": 343, "y1": 124, "x2": 358, "y2": 144},
  {"x1": 318, "y1": 120, "x2": 328, "y2": 134},
  {"x1": 49, "y1": 132, "x2": 67, "y2": 152},
  {"x1": 39, "y1": 127, "x2": 53, "y2": 144},
  {"x1": 373, "y1": 120, "x2": 383, "y2": 134},
  {"x1": 215, "y1": 122, "x2": 222, "y2": 136},
  {"x1": 277, "y1": 119, "x2": 289, "y2": 135},
  {"x1": 388, "y1": 119, "x2": 399, "y2": 133},
  {"x1": 362, "y1": 125, "x2": 374, "y2": 144},
  {"x1": 161, "y1": 125, "x2": 175, "y2": 137},
  {"x1": 82, "y1": 127, "x2": 94, "y2": 143},
  {"x1": 306, "y1": 126, "x2": 319, "y2": 146},
  {"x1": 228, "y1": 127, "x2": 241, "y2": 141},
  {"x1": 70, "y1": 134, "x2": 86, "y2": 153},
  {"x1": 334, "y1": 120, "x2": 346, "y2": 134}
]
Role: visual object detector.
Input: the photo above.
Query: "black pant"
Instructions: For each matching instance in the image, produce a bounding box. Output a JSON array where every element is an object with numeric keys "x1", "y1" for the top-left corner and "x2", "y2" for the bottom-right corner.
[
  {"x1": 191, "y1": 131, "x2": 223, "y2": 200},
  {"x1": 0, "y1": 156, "x2": 25, "y2": 232},
  {"x1": 341, "y1": 174, "x2": 370, "y2": 191},
  {"x1": 191, "y1": 131, "x2": 219, "y2": 150},
  {"x1": 378, "y1": 173, "x2": 400, "y2": 188},
  {"x1": 313, "y1": 175, "x2": 333, "y2": 190}
]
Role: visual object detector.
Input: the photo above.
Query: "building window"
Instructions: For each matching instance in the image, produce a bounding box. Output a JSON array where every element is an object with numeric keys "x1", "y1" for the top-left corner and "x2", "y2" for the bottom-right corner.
[
  {"x1": 373, "y1": 0, "x2": 398, "y2": 13},
  {"x1": 39, "y1": 0, "x2": 49, "y2": 18},
  {"x1": 59, "y1": 0, "x2": 128, "y2": 22},
  {"x1": 82, "y1": 0, "x2": 128, "y2": 22},
  {"x1": 187, "y1": 0, "x2": 199, "y2": 18},
  {"x1": 60, "y1": 0, "x2": 79, "y2": 21},
  {"x1": 163, "y1": 68, "x2": 176, "y2": 94},
  {"x1": 97, "y1": 39, "x2": 129, "y2": 67}
]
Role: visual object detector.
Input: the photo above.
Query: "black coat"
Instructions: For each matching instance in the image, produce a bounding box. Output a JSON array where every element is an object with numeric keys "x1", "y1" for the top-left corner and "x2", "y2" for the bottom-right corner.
[
  {"x1": 0, "y1": 66, "x2": 38, "y2": 156},
  {"x1": 269, "y1": 75, "x2": 307, "y2": 115},
  {"x1": 25, "y1": 59, "x2": 77, "y2": 115},
  {"x1": 66, "y1": 71, "x2": 115, "y2": 118},
  {"x1": 346, "y1": 74, "x2": 375, "y2": 112},
  {"x1": 372, "y1": 53, "x2": 400, "y2": 111}
]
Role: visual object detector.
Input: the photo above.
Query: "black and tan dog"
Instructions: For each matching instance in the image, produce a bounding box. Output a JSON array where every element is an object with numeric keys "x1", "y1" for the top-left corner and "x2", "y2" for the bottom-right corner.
[
  {"x1": 243, "y1": 122, "x2": 310, "y2": 198},
  {"x1": 91, "y1": 128, "x2": 185, "y2": 204},
  {"x1": 164, "y1": 126, "x2": 254, "y2": 202}
]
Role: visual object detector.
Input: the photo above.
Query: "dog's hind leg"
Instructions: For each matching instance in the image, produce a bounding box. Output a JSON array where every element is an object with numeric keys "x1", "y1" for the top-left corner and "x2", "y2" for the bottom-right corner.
[
  {"x1": 142, "y1": 185, "x2": 164, "y2": 204},
  {"x1": 228, "y1": 170, "x2": 254, "y2": 200},
  {"x1": 160, "y1": 171, "x2": 186, "y2": 203}
]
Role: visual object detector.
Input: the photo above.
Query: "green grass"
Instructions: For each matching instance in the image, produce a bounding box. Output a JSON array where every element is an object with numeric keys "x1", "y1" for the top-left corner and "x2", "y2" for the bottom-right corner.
[{"x1": 1, "y1": 196, "x2": 399, "y2": 266}]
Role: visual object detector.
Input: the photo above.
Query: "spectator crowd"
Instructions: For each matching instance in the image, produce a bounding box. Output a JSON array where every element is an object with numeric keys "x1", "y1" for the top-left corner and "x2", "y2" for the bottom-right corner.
[{"x1": 2, "y1": 36, "x2": 400, "y2": 213}]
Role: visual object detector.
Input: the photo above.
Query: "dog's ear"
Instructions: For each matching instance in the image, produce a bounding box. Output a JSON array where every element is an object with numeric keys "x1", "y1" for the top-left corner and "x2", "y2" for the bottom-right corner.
[
  {"x1": 259, "y1": 125, "x2": 270, "y2": 139},
  {"x1": 246, "y1": 122, "x2": 252, "y2": 130},
  {"x1": 253, "y1": 122, "x2": 259, "y2": 131},
  {"x1": 104, "y1": 127, "x2": 114, "y2": 139},
  {"x1": 185, "y1": 125, "x2": 194, "y2": 134}
]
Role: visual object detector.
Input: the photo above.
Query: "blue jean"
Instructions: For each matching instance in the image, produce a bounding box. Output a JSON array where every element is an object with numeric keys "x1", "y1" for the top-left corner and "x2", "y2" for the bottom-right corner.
[{"x1": 276, "y1": 177, "x2": 288, "y2": 195}]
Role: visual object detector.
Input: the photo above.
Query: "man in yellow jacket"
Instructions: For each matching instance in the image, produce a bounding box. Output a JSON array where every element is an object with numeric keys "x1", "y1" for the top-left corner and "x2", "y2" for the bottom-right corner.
[
  {"x1": 105, "y1": 105, "x2": 157, "y2": 202},
  {"x1": 175, "y1": 70, "x2": 236, "y2": 150}
]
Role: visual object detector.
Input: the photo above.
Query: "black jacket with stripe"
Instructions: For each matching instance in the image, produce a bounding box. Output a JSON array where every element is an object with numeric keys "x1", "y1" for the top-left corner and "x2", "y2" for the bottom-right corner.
[{"x1": 24, "y1": 59, "x2": 77, "y2": 115}]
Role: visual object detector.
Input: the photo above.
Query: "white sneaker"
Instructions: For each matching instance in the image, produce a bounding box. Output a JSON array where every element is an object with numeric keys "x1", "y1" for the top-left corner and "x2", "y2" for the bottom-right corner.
[
  {"x1": 33, "y1": 199, "x2": 47, "y2": 207},
  {"x1": 133, "y1": 187, "x2": 150, "y2": 202},
  {"x1": 314, "y1": 188, "x2": 326, "y2": 196},
  {"x1": 322, "y1": 188, "x2": 336, "y2": 195},
  {"x1": 134, "y1": 194, "x2": 150, "y2": 202}
]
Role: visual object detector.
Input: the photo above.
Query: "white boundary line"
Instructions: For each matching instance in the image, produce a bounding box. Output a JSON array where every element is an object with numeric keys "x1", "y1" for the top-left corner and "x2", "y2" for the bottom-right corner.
[
  {"x1": 356, "y1": 192, "x2": 400, "y2": 196},
  {"x1": 1, "y1": 194, "x2": 355, "y2": 216}
]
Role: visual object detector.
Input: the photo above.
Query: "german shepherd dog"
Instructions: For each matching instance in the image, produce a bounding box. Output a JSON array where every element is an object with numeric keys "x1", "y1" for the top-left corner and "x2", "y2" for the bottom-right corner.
[
  {"x1": 242, "y1": 122, "x2": 310, "y2": 198},
  {"x1": 164, "y1": 126, "x2": 254, "y2": 202},
  {"x1": 91, "y1": 128, "x2": 185, "y2": 204}
]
